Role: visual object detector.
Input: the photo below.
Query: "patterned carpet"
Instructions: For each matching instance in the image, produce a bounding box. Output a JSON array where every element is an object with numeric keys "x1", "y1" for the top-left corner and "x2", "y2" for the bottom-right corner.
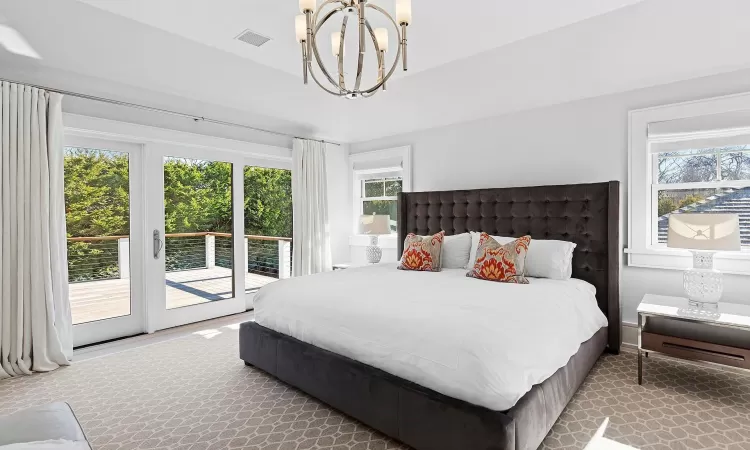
[{"x1": 1, "y1": 322, "x2": 749, "y2": 450}]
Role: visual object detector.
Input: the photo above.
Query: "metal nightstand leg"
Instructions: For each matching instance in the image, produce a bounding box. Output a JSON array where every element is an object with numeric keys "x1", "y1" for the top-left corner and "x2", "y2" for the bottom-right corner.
[{"x1": 637, "y1": 312, "x2": 643, "y2": 385}]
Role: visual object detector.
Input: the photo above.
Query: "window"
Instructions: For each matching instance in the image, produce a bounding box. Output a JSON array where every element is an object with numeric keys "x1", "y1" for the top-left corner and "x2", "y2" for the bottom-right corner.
[
  {"x1": 628, "y1": 95, "x2": 750, "y2": 273},
  {"x1": 349, "y1": 146, "x2": 412, "y2": 237},
  {"x1": 652, "y1": 146, "x2": 750, "y2": 247},
  {"x1": 360, "y1": 176, "x2": 403, "y2": 234}
]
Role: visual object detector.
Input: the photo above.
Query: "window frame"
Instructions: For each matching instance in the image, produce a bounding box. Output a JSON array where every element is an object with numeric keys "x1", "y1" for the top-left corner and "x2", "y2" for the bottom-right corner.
[
  {"x1": 349, "y1": 146, "x2": 412, "y2": 247},
  {"x1": 628, "y1": 92, "x2": 750, "y2": 274},
  {"x1": 359, "y1": 176, "x2": 403, "y2": 235}
]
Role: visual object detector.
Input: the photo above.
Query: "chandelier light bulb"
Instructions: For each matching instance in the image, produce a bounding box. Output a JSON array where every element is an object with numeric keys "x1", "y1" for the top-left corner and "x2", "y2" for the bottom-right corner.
[
  {"x1": 299, "y1": 0, "x2": 316, "y2": 13},
  {"x1": 396, "y1": 0, "x2": 412, "y2": 25},
  {"x1": 331, "y1": 32, "x2": 342, "y2": 57},
  {"x1": 374, "y1": 28, "x2": 388, "y2": 52},
  {"x1": 295, "y1": 15, "x2": 307, "y2": 42}
]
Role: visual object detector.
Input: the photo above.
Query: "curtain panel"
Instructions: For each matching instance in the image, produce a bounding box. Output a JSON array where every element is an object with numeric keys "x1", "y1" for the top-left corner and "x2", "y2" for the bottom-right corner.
[
  {"x1": 291, "y1": 139, "x2": 332, "y2": 276},
  {"x1": 0, "y1": 81, "x2": 72, "y2": 378}
]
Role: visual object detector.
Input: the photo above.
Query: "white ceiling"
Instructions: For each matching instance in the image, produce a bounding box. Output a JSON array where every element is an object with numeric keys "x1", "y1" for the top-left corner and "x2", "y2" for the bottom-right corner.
[
  {"x1": 2, "y1": 0, "x2": 750, "y2": 144},
  {"x1": 76, "y1": 0, "x2": 646, "y2": 78}
]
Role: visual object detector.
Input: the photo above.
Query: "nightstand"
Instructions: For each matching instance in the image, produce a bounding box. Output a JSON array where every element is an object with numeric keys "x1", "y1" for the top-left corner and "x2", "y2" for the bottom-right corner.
[{"x1": 637, "y1": 294, "x2": 750, "y2": 385}]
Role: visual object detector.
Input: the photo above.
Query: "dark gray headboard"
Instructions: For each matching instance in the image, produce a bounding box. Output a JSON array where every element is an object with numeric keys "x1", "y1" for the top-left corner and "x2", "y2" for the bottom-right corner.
[{"x1": 397, "y1": 181, "x2": 621, "y2": 353}]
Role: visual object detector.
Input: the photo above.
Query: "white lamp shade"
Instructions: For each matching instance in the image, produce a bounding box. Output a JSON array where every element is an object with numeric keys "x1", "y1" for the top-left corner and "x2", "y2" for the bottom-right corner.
[
  {"x1": 396, "y1": 0, "x2": 412, "y2": 25},
  {"x1": 331, "y1": 32, "x2": 341, "y2": 56},
  {"x1": 667, "y1": 213, "x2": 741, "y2": 251},
  {"x1": 374, "y1": 28, "x2": 389, "y2": 52},
  {"x1": 360, "y1": 214, "x2": 391, "y2": 235},
  {"x1": 295, "y1": 15, "x2": 307, "y2": 42},
  {"x1": 299, "y1": 0, "x2": 316, "y2": 13}
]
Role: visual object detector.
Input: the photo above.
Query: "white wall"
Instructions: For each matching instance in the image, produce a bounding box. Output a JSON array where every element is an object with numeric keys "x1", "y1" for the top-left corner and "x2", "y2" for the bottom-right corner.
[{"x1": 350, "y1": 67, "x2": 750, "y2": 328}]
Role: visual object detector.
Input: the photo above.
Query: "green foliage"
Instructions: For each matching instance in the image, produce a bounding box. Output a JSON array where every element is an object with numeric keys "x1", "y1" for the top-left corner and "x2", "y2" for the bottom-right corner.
[
  {"x1": 678, "y1": 194, "x2": 704, "y2": 208},
  {"x1": 244, "y1": 166, "x2": 292, "y2": 238},
  {"x1": 163, "y1": 158, "x2": 233, "y2": 234},
  {"x1": 64, "y1": 148, "x2": 293, "y2": 282},
  {"x1": 658, "y1": 197, "x2": 677, "y2": 216},
  {"x1": 64, "y1": 148, "x2": 130, "y2": 237},
  {"x1": 657, "y1": 194, "x2": 706, "y2": 217}
]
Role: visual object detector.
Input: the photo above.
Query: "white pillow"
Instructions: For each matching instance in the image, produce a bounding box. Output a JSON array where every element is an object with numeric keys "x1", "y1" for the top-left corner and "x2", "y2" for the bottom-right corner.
[
  {"x1": 441, "y1": 233, "x2": 472, "y2": 269},
  {"x1": 467, "y1": 231, "x2": 576, "y2": 279}
]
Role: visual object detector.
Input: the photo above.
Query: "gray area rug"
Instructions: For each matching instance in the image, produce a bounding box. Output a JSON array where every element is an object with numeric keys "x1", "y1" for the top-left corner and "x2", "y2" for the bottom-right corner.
[{"x1": 1, "y1": 322, "x2": 749, "y2": 450}]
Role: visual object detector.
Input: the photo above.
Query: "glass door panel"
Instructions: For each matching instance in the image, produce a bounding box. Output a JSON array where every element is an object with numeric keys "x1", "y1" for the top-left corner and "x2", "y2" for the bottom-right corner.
[
  {"x1": 65, "y1": 147, "x2": 132, "y2": 324},
  {"x1": 163, "y1": 157, "x2": 235, "y2": 309},
  {"x1": 65, "y1": 136, "x2": 145, "y2": 347},
  {"x1": 243, "y1": 166, "x2": 293, "y2": 292},
  {"x1": 145, "y1": 145, "x2": 244, "y2": 332}
]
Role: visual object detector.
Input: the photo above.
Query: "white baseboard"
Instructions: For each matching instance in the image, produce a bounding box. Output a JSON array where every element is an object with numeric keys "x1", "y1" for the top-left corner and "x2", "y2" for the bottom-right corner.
[{"x1": 621, "y1": 321, "x2": 638, "y2": 349}]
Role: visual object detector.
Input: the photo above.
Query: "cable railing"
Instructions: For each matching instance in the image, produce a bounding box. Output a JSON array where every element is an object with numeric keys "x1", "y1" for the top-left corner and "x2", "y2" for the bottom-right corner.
[
  {"x1": 67, "y1": 238, "x2": 122, "y2": 282},
  {"x1": 66, "y1": 232, "x2": 292, "y2": 283},
  {"x1": 165, "y1": 234, "x2": 206, "y2": 272}
]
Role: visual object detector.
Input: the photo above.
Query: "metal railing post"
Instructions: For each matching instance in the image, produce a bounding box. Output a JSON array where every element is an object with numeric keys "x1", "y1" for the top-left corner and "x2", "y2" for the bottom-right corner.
[
  {"x1": 278, "y1": 240, "x2": 292, "y2": 279},
  {"x1": 118, "y1": 238, "x2": 130, "y2": 279},
  {"x1": 244, "y1": 237, "x2": 249, "y2": 276},
  {"x1": 205, "y1": 234, "x2": 215, "y2": 268}
]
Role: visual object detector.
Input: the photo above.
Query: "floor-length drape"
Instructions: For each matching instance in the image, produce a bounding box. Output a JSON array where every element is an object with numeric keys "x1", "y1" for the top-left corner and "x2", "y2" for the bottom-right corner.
[
  {"x1": 291, "y1": 138, "x2": 332, "y2": 276},
  {"x1": 0, "y1": 81, "x2": 71, "y2": 378}
]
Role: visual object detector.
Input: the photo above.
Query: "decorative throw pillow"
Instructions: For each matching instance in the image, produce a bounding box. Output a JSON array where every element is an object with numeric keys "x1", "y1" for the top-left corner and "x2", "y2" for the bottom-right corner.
[
  {"x1": 398, "y1": 231, "x2": 445, "y2": 271},
  {"x1": 467, "y1": 233, "x2": 531, "y2": 283}
]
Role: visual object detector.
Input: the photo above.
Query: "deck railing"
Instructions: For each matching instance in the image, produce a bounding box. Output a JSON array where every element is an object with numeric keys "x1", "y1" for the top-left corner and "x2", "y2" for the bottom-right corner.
[{"x1": 67, "y1": 232, "x2": 292, "y2": 283}]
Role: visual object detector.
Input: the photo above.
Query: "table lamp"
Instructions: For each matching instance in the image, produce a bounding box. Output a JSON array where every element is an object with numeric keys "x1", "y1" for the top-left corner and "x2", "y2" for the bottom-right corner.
[
  {"x1": 359, "y1": 214, "x2": 391, "y2": 264},
  {"x1": 667, "y1": 213, "x2": 741, "y2": 306}
]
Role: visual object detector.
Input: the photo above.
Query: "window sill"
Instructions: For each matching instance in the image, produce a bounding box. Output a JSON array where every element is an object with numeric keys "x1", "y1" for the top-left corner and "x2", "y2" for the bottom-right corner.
[
  {"x1": 349, "y1": 234, "x2": 398, "y2": 248},
  {"x1": 626, "y1": 247, "x2": 750, "y2": 275}
]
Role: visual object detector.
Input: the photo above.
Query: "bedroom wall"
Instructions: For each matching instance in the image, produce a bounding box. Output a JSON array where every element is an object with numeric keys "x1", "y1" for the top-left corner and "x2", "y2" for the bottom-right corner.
[
  {"x1": 325, "y1": 143, "x2": 352, "y2": 265},
  {"x1": 349, "y1": 67, "x2": 750, "y2": 336}
]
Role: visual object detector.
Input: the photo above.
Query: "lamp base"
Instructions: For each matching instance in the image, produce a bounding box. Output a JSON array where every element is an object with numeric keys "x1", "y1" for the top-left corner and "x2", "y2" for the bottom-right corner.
[
  {"x1": 683, "y1": 251, "x2": 723, "y2": 305},
  {"x1": 365, "y1": 235, "x2": 382, "y2": 264}
]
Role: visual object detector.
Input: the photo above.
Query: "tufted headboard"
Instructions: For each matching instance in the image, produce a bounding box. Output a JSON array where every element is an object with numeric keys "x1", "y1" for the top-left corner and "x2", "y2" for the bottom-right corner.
[{"x1": 397, "y1": 181, "x2": 621, "y2": 353}]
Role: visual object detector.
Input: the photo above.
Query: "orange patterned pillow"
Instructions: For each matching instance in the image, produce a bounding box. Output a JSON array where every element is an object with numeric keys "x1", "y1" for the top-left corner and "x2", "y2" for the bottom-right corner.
[
  {"x1": 467, "y1": 233, "x2": 531, "y2": 283},
  {"x1": 398, "y1": 231, "x2": 445, "y2": 272}
]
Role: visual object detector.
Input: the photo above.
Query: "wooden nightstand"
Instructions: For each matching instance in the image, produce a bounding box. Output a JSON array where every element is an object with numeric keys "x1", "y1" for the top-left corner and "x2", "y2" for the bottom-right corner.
[{"x1": 637, "y1": 294, "x2": 750, "y2": 385}]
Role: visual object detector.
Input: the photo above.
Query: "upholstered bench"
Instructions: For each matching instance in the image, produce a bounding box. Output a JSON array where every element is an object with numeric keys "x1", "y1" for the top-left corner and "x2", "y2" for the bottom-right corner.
[{"x1": 0, "y1": 402, "x2": 91, "y2": 449}]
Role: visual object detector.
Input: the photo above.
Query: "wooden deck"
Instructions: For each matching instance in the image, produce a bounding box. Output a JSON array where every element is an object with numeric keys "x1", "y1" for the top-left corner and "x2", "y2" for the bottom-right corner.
[{"x1": 69, "y1": 267, "x2": 277, "y2": 325}]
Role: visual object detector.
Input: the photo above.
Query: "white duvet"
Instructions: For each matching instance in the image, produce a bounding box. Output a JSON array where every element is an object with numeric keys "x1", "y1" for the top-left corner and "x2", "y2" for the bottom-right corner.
[{"x1": 254, "y1": 263, "x2": 608, "y2": 411}]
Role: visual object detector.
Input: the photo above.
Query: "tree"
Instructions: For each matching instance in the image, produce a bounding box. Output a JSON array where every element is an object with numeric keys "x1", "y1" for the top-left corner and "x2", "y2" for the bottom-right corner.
[{"x1": 243, "y1": 166, "x2": 293, "y2": 237}]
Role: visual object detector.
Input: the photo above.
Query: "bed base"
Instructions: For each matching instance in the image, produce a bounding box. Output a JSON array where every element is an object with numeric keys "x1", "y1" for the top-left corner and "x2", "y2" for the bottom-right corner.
[{"x1": 240, "y1": 321, "x2": 607, "y2": 450}]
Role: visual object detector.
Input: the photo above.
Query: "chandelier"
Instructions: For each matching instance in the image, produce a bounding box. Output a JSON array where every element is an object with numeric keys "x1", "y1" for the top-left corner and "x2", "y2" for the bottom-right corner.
[{"x1": 295, "y1": 0, "x2": 412, "y2": 99}]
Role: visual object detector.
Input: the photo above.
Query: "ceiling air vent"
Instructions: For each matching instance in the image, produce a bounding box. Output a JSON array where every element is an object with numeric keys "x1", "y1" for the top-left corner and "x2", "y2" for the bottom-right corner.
[{"x1": 235, "y1": 29, "x2": 271, "y2": 47}]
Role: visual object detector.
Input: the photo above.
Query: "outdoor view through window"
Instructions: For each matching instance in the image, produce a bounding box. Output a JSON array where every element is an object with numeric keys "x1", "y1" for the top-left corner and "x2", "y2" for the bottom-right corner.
[
  {"x1": 63, "y1": 146, "x2": 292, "y2": 325},
  {"x1": 362, "y1": 177, "x2": 402, "y2": 233},
  {"x1": 654, "y1": 146, "x2": 750, "y2": 247}
]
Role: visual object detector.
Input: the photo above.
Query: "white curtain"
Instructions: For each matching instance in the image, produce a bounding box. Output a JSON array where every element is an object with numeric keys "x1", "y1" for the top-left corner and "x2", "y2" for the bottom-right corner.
[
  {"x1": 0, "y1": 81, "x2": 72, "y2": 378},
  {"x1": 291, "y1": 138, "x2": 332, "y2": 276}
]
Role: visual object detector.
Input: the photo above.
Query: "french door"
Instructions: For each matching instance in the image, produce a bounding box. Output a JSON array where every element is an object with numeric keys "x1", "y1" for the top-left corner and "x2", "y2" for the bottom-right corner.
[
  {"x1": 143, "y1": 144, "x2": 245, "y2": 331},
  {"x1": 65, "y1": 135, "x2": 146, "y2": 347},
  {"x1": 67, "y1": 137, "x2": 247, "y2": 346}
]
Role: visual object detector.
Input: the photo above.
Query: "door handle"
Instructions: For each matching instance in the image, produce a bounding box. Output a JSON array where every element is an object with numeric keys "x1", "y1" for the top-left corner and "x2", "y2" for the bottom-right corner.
[{"x1": 153, "y1": 229, "x2": 164, "y2": 259}]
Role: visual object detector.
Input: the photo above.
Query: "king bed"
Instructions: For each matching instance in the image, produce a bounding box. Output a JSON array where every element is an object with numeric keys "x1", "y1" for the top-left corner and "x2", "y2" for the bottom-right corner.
[{"x1": 240, "y1": 181, "x2": 620, "y2": 450}]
